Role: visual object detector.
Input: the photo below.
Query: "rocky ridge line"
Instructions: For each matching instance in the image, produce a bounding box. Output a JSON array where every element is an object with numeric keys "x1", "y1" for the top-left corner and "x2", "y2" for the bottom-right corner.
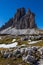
[{"x1": 0, "y1": 8, "x2": 37, "y2": 31}]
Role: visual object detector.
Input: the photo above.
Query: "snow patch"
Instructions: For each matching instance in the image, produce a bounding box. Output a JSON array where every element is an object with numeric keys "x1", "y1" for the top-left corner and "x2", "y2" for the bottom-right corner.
[
  {"x1": 12, "y1": 39, "x2": 16, "y2": 42},
  {"x1": 29, "y1": 40, "x2": 42, "y2": 44},
  {"x1": 0, "y1": 42, "x2": 18, "y2": 48}
]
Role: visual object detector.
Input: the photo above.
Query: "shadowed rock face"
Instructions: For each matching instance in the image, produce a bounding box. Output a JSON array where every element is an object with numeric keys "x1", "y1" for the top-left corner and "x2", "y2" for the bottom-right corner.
[
  {"x1": 0, "y1": 18, "x2": 13, "y2": 31},
  {"x1": 0, "y1": 8, "x2": 37, "y2": 30},
  {"x1": 13, "y1": 8, "x2": 37, "y2": 29}
]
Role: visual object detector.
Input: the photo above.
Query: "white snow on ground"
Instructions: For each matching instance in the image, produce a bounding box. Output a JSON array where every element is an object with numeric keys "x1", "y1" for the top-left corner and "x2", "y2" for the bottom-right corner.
[
  {"x1": 29, "y1": 40, "x2": 42, "y2": 44},
  {"x1": 28, "y1": 40, "x2": 31, "y2": 42},
  {"x1": 12, "y1": 39, "x2": 16, "y2": 42},
  {"x1": 0, "y1": 42, "x2": 18, "y2": 48},
  {"x1": 21, "y1": 44, "x2": 26, "y2": 46}
]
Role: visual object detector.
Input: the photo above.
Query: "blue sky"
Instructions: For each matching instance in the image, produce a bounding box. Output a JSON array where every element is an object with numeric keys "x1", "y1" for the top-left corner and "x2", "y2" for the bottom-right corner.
[{"x1": 0, "y1": 0, "x2": 43, "y2": 29}]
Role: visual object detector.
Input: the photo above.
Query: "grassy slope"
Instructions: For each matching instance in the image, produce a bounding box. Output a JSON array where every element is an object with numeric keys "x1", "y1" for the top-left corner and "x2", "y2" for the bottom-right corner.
[
  {"x1": 0, "y1": 36, "x2": 43, "y2": 65},
  {"x1": 18, "y1": 40, "x2": 43, "y2": 47},
  {"x1": 0, "y1": 37, "x2": 13, "y2": 44},
  {"x1": 0, "y1": 36, "x2": 43, "y2": 47},
  {"x1": 0, "y1": 57, "x2": 29, "y2": 65}
]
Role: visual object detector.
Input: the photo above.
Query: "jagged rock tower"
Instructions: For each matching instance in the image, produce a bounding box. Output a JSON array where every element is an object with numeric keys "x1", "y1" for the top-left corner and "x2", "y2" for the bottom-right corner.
[
  {"x1": 13, "y1": 8, "x2": 37, "y2": 29},
  {"x1": 0, "y1": 8, "x2": 37, "y2": 31}
]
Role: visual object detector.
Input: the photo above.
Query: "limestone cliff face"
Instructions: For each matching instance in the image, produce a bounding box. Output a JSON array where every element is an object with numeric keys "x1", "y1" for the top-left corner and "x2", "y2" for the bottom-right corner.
[
  {"x1": 0, "y1": 8, "x2": 37, "y2": 31},
  {"x1": 13, "y1": 8, "x2": 37, "y2": 29}
]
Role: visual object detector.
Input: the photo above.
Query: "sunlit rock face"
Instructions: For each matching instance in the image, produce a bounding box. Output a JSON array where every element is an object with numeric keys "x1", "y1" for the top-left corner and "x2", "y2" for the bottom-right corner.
[{"x1": 0, "y1": 8, "x2": 37, "y2": 31}]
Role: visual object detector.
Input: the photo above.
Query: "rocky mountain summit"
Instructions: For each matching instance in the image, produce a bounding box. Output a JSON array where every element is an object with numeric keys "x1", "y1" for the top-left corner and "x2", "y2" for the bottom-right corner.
[
  {"x1": 13, "y1": 8, "x2": 37, "y2": 29},
  {"x1": 0, "y1": 8, "x2": 37, "y2": 31},
  {"x1": 0, "y1": 8, "x2": 43, "y2": 35}
]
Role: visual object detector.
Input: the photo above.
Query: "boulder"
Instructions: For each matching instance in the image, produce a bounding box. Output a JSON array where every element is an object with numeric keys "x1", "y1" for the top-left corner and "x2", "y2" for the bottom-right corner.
[
  {"x1": 20, "y1": 48, "x2": 25, "y2": 55},
  {"x1": 13, "y1": 49, "x2": 21, "y2": 57},
  {"x1": 3, "y1": 52, "x2": 9, "y2": 58},
  {"x1": 22, "y1": 55, "x2": 36, "y2": 64}
]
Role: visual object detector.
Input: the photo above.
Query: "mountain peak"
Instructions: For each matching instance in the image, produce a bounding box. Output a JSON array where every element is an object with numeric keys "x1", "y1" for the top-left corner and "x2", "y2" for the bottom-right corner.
[
  {"x1": 0, "y1": 8, "x2": 37, "y2": 31},
  {"x1": 13, "y1": 8, "x2": 37, "y2": 29}
]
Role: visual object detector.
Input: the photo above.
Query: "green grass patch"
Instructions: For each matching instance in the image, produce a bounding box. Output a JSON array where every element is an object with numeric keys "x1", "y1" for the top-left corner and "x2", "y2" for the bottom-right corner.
[
  {"x1": 0, "y1": 37, "x2": 13, "y2": 44},
  {"x1": 17, "y1": 40, "x2": 28, "y2": 45},
  {"x1": 0, "y1": 57, "x2": 29, "y2": 65}
]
